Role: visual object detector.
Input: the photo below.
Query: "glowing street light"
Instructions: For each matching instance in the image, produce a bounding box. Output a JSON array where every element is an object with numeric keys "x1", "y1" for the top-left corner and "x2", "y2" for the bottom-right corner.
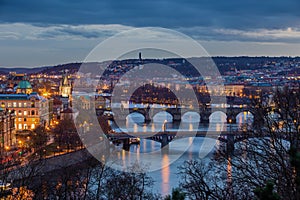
[{"x1": 163, "y1": 119, "x2": 167, "y2": 132}]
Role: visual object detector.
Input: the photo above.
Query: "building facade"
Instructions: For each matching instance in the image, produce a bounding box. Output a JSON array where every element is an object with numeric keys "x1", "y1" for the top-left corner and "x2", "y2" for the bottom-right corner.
[
  {"x1": 0, "y1": 108, "x2": 16, "y2": 153},
  {"x1": 16, "y1": 80, "x2": 33, "y2": 94},
  {"x1": 59, "y1": 74, "x2": 72, "y2": 98},
  {"x1": 59, "y1": 73, "x2": 72, "y2": 110},
  {"x1": 0, "y1": 93, "x2": 50, "y2": 131}
]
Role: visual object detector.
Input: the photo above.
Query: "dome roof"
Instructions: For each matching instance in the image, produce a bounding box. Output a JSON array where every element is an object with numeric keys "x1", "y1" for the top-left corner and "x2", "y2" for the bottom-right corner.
[{"x1": 17, "y1": 80, "x2": 32, "y2": 89}]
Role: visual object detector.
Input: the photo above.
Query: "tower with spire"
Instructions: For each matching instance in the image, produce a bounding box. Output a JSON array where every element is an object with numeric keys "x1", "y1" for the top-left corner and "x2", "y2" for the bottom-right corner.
[
  {"x1": 59, "y1": 70, "x2": 71, "y2": 98},
  {"x1": 59, "y1": 70, "x2": 72, "y2": 110}
]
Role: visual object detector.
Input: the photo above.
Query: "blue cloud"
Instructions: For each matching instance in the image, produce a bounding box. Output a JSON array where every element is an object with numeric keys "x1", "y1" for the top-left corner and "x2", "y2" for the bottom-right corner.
[{"x1": 0, "y1": 0, "x2": 300, "y2": 30}]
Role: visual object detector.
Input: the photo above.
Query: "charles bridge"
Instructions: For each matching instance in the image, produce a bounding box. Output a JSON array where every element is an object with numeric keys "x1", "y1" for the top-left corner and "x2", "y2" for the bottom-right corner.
[{"x1": 96, "y1": 103, "x2": 258, "y2": 124}]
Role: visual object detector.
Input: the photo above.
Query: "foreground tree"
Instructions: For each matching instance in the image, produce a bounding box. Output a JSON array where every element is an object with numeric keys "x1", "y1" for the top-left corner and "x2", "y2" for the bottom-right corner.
[
  {"x1": 102, "y1": 164, "x2": 157, "y2": 200},
  {"x1": 178, "y1": 160, "x2": 250, "y2": 200},
  {"x1": 53, "y1": 119, "x2": 82, "y2": 151},
  {"x1": 164, "y1": 188, "x2": 185, "y2": 200},
  {"x1": 254, "y1": 181, "x2": 280, "y2": 200},
  {"x1": 31, "y1": 126, "x2": 48, "y2": 152},
  {"x1": 178, "y1": 87, "x2": 300, "y2": 200}
]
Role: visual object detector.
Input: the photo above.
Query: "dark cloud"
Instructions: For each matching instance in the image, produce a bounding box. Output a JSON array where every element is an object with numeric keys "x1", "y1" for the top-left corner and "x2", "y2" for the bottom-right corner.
[
  {"x1": 1, "y1": 0, "x2": 300, "y2": 68},
  {"x1": 36, "y1": 26, "x2": 116, "y2": 39},
  {"x1": 178, "y1": 27, "x2": 300, "y2": 44},
  {"x1": 0, "y1": 0, "x2": 300, "y2": 30}
]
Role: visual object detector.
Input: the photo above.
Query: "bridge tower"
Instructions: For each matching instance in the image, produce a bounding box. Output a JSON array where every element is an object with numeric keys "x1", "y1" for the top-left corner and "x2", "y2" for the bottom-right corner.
[
  {"x1": 122, "y1": 138, "x2": 130, "y2": 151},
  {"x1": 145, "y1": 105, "x2": 151, "y2": 122},
  {"x1": 200, "y1": 107, "x2": 211, "y2": 123},
  {"x1": 161, "y1": 133, "x2": 169, "y2": 148}
]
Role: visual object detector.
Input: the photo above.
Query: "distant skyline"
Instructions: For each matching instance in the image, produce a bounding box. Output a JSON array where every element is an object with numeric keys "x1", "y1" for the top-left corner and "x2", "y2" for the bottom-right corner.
[{"x1": 1, "y1": 0, "x2": 300, "y2": 68}]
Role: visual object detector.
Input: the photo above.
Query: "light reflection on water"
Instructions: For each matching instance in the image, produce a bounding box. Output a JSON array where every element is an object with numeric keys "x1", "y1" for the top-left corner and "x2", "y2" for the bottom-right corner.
[
  {"x1": 161, "y1": 154, "x2": 170, "y2": 195},
  {"x1": 123, "y1": 137, "x2": 213, "y2": 195}
]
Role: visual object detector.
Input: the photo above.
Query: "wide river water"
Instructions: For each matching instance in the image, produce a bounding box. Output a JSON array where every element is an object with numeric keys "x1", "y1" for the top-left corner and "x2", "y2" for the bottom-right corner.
[{"x1": 110, "y1": 111, "x2": 253, "y2": 195}]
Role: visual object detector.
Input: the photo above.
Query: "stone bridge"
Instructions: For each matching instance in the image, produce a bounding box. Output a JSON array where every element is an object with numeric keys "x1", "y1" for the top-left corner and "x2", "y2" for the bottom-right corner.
[
  {"x1": 106, "y1": 130, "x2": 244, "y2": 154},
  {"x1": 106, "y1": 129, "x2": 297, "y2": 155},
  {"x1": 97, "y1": 105, "x2": 257, "y2": 124}
]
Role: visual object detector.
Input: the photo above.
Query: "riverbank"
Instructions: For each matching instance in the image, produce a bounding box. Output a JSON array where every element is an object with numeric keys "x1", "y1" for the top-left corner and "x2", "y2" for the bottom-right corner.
[{"x1": 6, "y1": 148, "x2": 93, "y2": 181}]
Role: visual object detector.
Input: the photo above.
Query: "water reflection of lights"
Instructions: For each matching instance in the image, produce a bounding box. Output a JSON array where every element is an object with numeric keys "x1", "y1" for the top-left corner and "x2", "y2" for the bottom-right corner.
[{"x1": 161, "y1": 154, "x2": 170, "y2": 195}]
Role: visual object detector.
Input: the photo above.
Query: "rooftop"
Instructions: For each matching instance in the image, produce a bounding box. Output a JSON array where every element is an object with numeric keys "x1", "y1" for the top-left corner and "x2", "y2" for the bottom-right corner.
[{"x1": 17, "y1": 80, "x2": 32, "y2": 89}]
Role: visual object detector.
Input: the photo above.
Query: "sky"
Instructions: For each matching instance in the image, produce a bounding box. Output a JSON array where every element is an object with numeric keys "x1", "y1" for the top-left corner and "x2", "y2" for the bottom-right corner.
[{"x1": 1, "y1": 0, "x2": 300, "y2": 67}]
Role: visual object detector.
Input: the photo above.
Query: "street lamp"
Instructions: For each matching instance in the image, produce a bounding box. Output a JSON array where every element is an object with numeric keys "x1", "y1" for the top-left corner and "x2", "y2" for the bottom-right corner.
[
  {"x1": 228, "y1": 118, "x2": 232, "y2": 134},
  {"x1": 56, "y1": 146, "x2": 60, "y2": 155},
  {"x1": 43, "y1": 149, "x2": 46, "y2": 158},
  {"x1": 163, "y1": 120, "x2": 167, "y2": 132},
  {"x1": 18, "y1": 140, "x2": 22, "y2": 147}
]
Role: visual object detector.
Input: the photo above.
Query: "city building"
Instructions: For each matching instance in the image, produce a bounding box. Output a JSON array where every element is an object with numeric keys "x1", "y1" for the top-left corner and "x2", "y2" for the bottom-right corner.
[
  {"x1": 0, "y1": 93, "x2": 50, "y2": 131},
  {"x1": 0, "y1": 108, "x2": 16, "y2": 153},
  {"x1": 225, "y1": 84, "x2": 245, "y2": 97},
  {"x1": 59, "y1": 73, "x2": 72, "y2": 98},
  {"x1": 16, "y1": 80, "x2": 33, "y2": 94},
  {"x1": 59, "y1": 73, "x2": 72, "y2": 109},
  {"x1": 7, "y1": 72, "x2": 25, "y2": 86}
]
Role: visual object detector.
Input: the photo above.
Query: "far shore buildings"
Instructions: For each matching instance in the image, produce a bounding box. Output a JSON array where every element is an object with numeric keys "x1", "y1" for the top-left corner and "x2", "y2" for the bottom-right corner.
[
  {"x1": 0, "y1": 80, "x2": 50, "y2": 131},
  {"x1": 0, "y1": 93, "x2": 50, "y2": 131}
]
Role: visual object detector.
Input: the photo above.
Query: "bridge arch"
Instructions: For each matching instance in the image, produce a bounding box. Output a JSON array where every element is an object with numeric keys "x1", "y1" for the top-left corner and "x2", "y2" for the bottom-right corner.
[
  {"x1": 182, "y1": 111, "x2": 200, "y2": 123},
  {"x1": 236, "y1": 111, "x2": 254, "y2": 124},
  {"x1": 153, "y1": 111, "x2": 173, "y2": 123},
  {"x1": 126, "y1": 112, "x2": 145, "y2": 123},
  {"x1": 209, "y1": 111, "x2": 227, "y2": 123}
]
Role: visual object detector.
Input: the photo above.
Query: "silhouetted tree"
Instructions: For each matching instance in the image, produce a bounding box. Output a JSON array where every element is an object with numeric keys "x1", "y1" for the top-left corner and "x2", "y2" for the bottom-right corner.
[
  {"x1": 164, "y1": 188, "x2": 185, "y2": 200},
  {"x1": 102, "y1": 164, "x2": 156, "y2": 200},
  {"x1": 30, "y1": 125, "x2": 48, "y2": 158},
  {"x1": 254, "y1": 181, "x2": 280, "y2": 200},
  {"x1": 31, "y1": 126, "x2": 48, "y2": 149},
  {"x1": 54, "y1": 119, "x2": 82, "y2": 151},
  {"x1": 178, "y1": 87, "x2": 300, "y2": 199}
]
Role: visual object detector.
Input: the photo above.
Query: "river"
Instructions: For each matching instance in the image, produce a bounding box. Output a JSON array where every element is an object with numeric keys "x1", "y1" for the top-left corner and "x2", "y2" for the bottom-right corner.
[{"x1": 111, "y1": 111, "x2": 253, "y2": 195}]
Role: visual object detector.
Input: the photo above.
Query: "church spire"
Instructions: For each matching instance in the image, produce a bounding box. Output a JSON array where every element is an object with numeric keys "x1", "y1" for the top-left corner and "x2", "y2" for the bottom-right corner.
[{"x1": 59, "y1": 69, "x2": 71, "y2": 98}]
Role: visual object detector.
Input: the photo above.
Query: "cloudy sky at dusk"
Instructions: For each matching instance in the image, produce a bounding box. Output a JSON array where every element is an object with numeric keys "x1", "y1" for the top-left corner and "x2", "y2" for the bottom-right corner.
[{"x1": 1, "y1": 0, "x2": 300, "y2": 67}]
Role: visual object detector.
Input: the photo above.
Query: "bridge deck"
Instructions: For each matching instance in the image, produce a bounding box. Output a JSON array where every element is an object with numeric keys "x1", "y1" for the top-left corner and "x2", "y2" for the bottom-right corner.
[{"x1": 106, "y1": 130, "x2": 244, "y2": 139}]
